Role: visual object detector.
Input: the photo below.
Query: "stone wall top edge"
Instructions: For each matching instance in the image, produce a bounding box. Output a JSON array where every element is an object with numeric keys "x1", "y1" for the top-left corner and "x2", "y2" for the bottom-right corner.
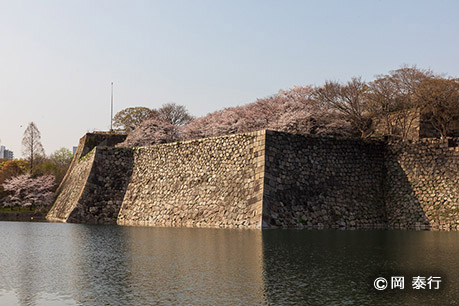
[
  {"x1": 92, "y1": 146, "x2": 133, "y2": 153},
  {"x1": 129, "y1": 129, "x2": 268, "y2": 150},
  {"x1": 122, "y1": 129, "x2": 391, "y2": 151},
  {"x1": 84, "y1": 131, "x2": 128, "y2": 136},
  {"x1": 388, "y1": 136, "x2": 459, "y2": 144},
  {"x1": 264, "y1": 130, "x2": 385, "y2": 145}
]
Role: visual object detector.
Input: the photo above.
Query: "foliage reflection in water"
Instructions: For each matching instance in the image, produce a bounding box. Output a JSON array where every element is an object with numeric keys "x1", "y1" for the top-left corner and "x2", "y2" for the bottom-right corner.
[{"x1": 0, "y1": 222, "x2": 457, "y2": 306}]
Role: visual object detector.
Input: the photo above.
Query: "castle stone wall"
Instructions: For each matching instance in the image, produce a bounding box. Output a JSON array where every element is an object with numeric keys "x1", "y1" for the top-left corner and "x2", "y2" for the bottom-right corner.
[
  {"x1": 385, "y1": 139, "x2": 459, "y2": 230},
  {"x1": 67, "y1": 147, "x2": 134, "y2": 224},
  {"x1": 47, "y1": 147, "x2": 133, "y2": 224},
  {"x1": 117, "y1": 131, "x2": 266, "y2": 228},
  {"x1": 47, "y1": 130, "x2": 459, "y2": 230},
  {"x1": 262, "y1": 131, "x2": 387, "y2": 229},
  {"x1": 47, "y1": 149, "x2": 96, "y2": 222}
]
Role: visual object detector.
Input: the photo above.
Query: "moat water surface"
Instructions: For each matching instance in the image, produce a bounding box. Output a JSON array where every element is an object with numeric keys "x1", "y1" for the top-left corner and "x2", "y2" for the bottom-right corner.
[{"x1": 0, "y1": 222, "x2": 458, "y2": 306}]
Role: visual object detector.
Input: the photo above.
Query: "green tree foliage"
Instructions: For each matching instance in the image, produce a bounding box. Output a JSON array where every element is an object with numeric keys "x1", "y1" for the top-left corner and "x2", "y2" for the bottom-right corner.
[
  {"x1": 50, "y1": 147, "x2": 73, "y2": 169},
  {"x1": 0, "y1": 160, "x2": 25, "y2": 181},
  {"x1": 114, "y1": 103, "x2": 193, "y2": 134},
  {"x1": 113, "y1": 103, "x2": 194, "y2": 133},
  {"x1": 34, "y1": 148, "x2": 73, "y2": 184},
  {"x1": 113, "y1": 107, "x2": 156, "y2": 133}
]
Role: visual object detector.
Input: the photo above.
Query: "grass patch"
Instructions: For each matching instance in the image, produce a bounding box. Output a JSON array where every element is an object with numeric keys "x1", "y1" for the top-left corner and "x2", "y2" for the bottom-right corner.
[{"x1": 0, "y1": 205, "x2": 48, "y2": 214}]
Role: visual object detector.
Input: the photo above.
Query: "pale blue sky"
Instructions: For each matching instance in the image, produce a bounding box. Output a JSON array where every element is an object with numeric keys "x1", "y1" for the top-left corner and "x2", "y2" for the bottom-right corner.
[{"x1": 1, "y1": 0, "x2": 459, "y2": 156}]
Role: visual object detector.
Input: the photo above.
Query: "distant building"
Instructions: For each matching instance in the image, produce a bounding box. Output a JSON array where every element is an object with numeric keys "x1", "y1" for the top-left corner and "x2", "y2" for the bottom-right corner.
[
  {"x1": 73, "y1": 146, "x2": 78, "y2": 155},
  {"x1": 0, "y1": 145, "x2": 14, "y2": 160}
]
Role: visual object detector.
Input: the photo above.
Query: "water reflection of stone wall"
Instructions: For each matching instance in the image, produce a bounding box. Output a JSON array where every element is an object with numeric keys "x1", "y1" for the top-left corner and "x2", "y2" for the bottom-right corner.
[{"x1": 124, "y1": 228, "x2": 266, "y2": 305}]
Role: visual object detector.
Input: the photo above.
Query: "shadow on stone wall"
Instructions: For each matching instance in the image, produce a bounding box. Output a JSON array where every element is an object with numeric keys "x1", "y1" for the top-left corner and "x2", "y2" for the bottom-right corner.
[
  {"x1": 55, "y1": 133, "x2": 127, "y2": 196},
  {"x1": 385, "y1": 141, "x2": 459, "y2": 230},
  {"x1": 384, "y1": 153, "x2": 429, "y2": 229},
  {"x1": 67, "y1": 147, "x2": 134, "y2": 224}
]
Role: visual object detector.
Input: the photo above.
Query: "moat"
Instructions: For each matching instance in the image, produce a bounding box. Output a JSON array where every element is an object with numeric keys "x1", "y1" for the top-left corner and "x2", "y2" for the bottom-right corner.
[{"x1": 0, "y1": 222, "x2": 457, "y2": 305}]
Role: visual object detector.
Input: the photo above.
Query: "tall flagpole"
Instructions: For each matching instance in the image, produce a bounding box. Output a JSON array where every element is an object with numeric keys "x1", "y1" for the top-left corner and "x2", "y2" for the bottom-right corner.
[{"x1": 110, "y1": 82, "x2": 114, "y2": 132}]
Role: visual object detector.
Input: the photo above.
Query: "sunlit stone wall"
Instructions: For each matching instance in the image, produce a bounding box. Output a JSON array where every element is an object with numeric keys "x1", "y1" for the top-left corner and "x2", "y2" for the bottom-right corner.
[
  {"x1": 47, "y1": 149, "x2": 96, "y2": 222},
  {"x1": 117, "y1": 131, "x2": 266, "y2": 228},
  {"x1": 385, "y1": 139, "x2": 459, "y2": 230}
]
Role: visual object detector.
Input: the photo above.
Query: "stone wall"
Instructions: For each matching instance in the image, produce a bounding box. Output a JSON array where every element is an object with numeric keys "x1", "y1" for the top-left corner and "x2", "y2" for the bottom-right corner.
[
  {"x1": 47, "y1": 147, "x2": 133, "y2": 224},
  {"x1": 47, "y1": 149, "x2": 96, "y2": 222},
  {"x1": 385, "y1": 139, "x2": 459, "y2": 230},
  {"x1": 47, "y1": 130, "x2": 459, "y2": 230},
  {"x1": 262, "y1": 131, "x2": 387, "y2": 229},
  {"x1": 117, "y1": 131, "x2": 266, "y2": 228},
  {"x1": 55, "y1": 132, "x2": 126, "y2": 196},
  {"x1": 67, "y1": 147, "x2": 133, "y2": 224}
]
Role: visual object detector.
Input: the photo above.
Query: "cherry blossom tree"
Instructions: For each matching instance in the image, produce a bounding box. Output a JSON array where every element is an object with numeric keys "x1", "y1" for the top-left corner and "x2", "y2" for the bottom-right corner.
[
  {"x1": 122, "y1": 85, "x2": 356, "y2": 147},
  {"x1": 181, "y1": 85, "x2": 354, "y2": 141},
  {"x1": 119, "y1": 117, "x2": 179, "y2": 147},
  {"x1": 2, "y1": 174, "x2": 55, "y2": 208}
]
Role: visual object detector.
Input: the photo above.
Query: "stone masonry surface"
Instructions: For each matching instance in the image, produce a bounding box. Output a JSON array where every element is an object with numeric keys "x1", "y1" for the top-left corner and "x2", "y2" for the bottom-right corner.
[
  {"x1": 385, "y1": 139, "x2": 459, "y2": 230},
  {"x1": 47, "y1": 149, "x2": 96, "y2": 222},
  {"x1": 47, "y1": 147, "x2": 133, "y2": 224},
  {"x1": 262, "y1": 131, "x2": 387, "y2": 229},
  {"x1": 47, "y1": 130, "x2": 459, "y2": 230},
  {"x1": 117, "y1": 131, "x2": 266, "y2": 228}
]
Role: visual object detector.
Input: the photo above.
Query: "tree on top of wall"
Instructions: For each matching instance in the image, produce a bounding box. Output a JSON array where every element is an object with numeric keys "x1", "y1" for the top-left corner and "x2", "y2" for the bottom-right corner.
[
  {"x1": 157, "y1": 103, "x2": 194, "y2": 126},
  {"x1": 367, "y1": 66, "x2": 434, "y2": 140},
  {"x1": 416, "y1": 77, "x2": 459, "y2": 139},
  {"x1": 113, "y1": 107, "x2": 157, "y2": 133},
  {"x1": 313, "y1": 77, "x2": 373, "y2": 138}
]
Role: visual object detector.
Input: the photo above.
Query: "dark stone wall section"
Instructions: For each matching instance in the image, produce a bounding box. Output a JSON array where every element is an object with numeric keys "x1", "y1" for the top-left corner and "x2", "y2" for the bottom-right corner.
[
  {"x1": 262, "y1": 131, "x2": 387, "y2": 229},
  {"x1": 67, "y1": 147, "x2": 133, "y2": 224}
]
